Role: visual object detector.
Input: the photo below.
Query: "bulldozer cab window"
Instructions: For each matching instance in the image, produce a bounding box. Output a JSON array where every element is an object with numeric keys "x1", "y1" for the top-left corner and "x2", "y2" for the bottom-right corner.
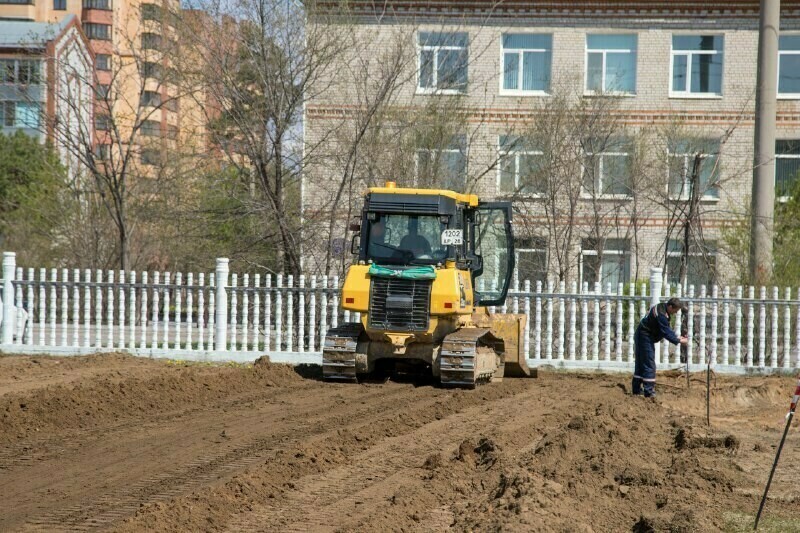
[
  {"x1": 366, "y1": 214, "x2": 448, "y2": 265},
  {"x1": 472, "y1": 204, "x2": 514, "y2": 306}
]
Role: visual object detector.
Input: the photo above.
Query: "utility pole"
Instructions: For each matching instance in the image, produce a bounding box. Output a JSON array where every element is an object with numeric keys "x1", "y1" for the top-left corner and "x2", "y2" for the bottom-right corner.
[{"x1": 749, "y1": 0, "x2": 780, "y2": 285}]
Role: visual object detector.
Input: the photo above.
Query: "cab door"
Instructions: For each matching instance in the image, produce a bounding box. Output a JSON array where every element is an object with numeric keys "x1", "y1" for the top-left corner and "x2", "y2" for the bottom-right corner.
[{"x1": 471, "y1": 202, "x2": 514, "y2": 307}]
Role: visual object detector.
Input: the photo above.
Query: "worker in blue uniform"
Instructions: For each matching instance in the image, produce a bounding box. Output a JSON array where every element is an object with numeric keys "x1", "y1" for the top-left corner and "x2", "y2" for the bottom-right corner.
[{"x1": 633, "y1": 297, "x2": 689, "y2": 398}]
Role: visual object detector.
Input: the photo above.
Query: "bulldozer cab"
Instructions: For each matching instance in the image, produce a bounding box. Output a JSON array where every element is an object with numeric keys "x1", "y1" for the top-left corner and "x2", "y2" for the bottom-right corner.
[{"x1": 355, "y1": 187, "x2": 514, "y2": 307}]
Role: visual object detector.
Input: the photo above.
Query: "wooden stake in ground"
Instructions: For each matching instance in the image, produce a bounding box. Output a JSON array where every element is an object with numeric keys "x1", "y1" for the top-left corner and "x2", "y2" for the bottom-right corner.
[{"x1": 754, "y1": 376, "x2": 800, "y2": 530}]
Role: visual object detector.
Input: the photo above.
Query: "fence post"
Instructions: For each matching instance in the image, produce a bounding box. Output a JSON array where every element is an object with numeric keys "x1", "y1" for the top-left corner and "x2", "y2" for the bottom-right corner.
[
  {"x1": 2, "y1": 252, "x2": 16, "y2": 345},
  {"x1": 215, "y1": 258, "x2": 229, "y2": 351},
  {"x1": 649, "y1": 267, "x2": 663, "y2": 309}
]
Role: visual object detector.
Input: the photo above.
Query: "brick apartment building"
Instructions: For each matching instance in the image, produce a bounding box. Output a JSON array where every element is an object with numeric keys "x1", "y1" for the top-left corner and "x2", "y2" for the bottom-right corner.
[
  {"x1": 302, "y1": 0, "x2": 800, "y2": 287},
  {"x1": 0, "y1": 0, "x2": 207, "y2": 165}
]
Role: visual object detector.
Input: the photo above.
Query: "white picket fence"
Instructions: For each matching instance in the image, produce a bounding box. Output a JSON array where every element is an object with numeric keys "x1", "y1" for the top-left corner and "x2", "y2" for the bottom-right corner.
[{"x1": 1, "y1": 251, "x2": 799, "y2": 374}]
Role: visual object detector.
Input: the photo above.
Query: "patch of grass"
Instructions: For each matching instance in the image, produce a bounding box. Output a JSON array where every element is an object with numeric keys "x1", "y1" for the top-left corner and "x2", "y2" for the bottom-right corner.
[{"x1": 723, "y1": 510, "x2": 800, "y2": 532}]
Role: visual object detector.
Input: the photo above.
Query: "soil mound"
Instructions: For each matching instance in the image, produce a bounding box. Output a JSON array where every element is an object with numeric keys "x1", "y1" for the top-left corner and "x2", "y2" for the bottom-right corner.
[{"x1": 0, "y1": 354, "x2": 303, "y2": 442}]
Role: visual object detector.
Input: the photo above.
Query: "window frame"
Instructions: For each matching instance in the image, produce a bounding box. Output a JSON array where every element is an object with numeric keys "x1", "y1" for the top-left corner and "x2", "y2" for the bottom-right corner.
[
  {"x1": 95, "y1": 114, "x2": 111, "y2": 131},
  {"x1": 140, "y1": 119, "x2": 161, "y2": 137},
  {"x1": 497, "y1": 136, "x2": 545, "y2": 197},
  {"x1": 669, "y1": 34, "x2": 724, "y2": 98},
  {"x1": 584, "y1": 33, "x2": 638, "y2": 96},
  {"x1": 1, "y1": 59, "x2": 41, "y2": 85},
  {"x1": 96, "y1": 83, "x2": 110, "y2": 100},
  {"x1": 95, "y1": 54, "x2": 111, "y2": 71},
  {"x1": 667, "y1": 141, "x2": 720, "y2": 201},
  {"x1": 141, "y1": 2, "x2": 162, "y2": 21},
  {"x1": 416, "y1": 32, "x2": 468, "y2": 95},
  {"x1": 140, "y1": 90, "x2": 162, "y2": 108},
  {"x1": 775, "y1": 139, "x2": 800, "y2": 201},
  {"x1": 84, "y1": 23, "x2": 112, "y2": 41},
  {"x1": 140, "y1": 147, "x2": 159, "y2": 166},
  {"x1": 1, "y1": 101, "x2": 14, "y2": 127},
  {"x1": 582, "y1": 140, "x2": 633, "y2": 199},
  {"x1": 580, "y1": 240, "x2": 631, "y2": 289},
  {"x1": 513, "y1": 237, "x2": 548, "y2": 287},
  {"x1": 665, "y1": 240, "x2": 717, "y2": 287},
  {"x1": 414, "y1": 136, "x2": 468, "y2": 191},
  {"x1": 499, "y1": 33, "x2": 552, "y2": 96},
  {"x1": 83, "y1": 0, "x2": 111, "y2": 9},
  {"x1": 778, "y1": 34, "x2": 800, "y2": 100},
  {"x1": 141, "y1": 32, "x2": 162, "y2": 51}
]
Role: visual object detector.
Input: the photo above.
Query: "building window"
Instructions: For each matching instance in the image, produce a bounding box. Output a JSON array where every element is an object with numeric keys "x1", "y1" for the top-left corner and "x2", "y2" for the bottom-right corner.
[
  {"x1": 515, "y1": 237, "x2": 548, "y2": 286},
  {"x1": 141, "y1": 3, "x2": 162, "y2": 21},
  {"x1": 164, "y1": 97, "x2": 177, "y2": 111},
  {"x1": 501, "y1": 34, "x2": 551, "y2": 94},
  {"x1": 95, "y1": 114, "x2": 111, "y2": 131},
  {"x1": 581, "y1": 238, "x2": 631, "y2": 288},
  {"x1": 671, "y1": 35, "x2": 723, "y2": 96},
  {"x1": 142, "y1": 61, "x2": 161, "y2": 79},
  {"x1": 94, "y1": 144, "x2": 110, "y2": 160},
  {"x1": 17, "y1": 60, "x2": 41, "y2": 84},
  {"x1": 83, "y1": 0, "x2": 111, "y2": 9},
  {"x1": 142, "y1": 32, "x2": 162, "y2": 50},
  {"x1": 166, "y1": 124, "x2": 178, "y2": 139},
  {"x1": 498, "y1": 135, "x2": 545, "y2": 195},
  {"x1": 0, "y1": 60, "x2": 12, "y2": 83},
  {"x1": 583, "y1": 137, "x2": 632, "y2": 197},
  {"x1": 1, "y1": 101, "x2": 14, "y2": 127},
  {"x1": 666, "y1": 240, "x2": 716, "y2": 287},
  {"x1": 141, "y1": 120, "x2": 161, "y2": 136},
  {"x1": 415, "y1": 135, "x2": 467, "y2": 191},
  {"x1": 586, "y1": 34, "x2": 637, "y2": 94},
  {"x1": 96, "y1": 84, "x2": 110, "y2": 99},
  {"x1": 84, "y1": 23, "x2": 111, "y2": 41},
  {"x1": 418, "y1": 32, "x2": 468, "y2": 94},
  {"x1": 140, "y1": 148, "x2": 159, "y2": 165},
  {"x1": 54, "y1": 0, "x2": 66, "y2": 10},
  {"x1": 1, "y1": 101, "x2": 41, "y2": 128},
  {"x1": 0, "y1": 59, "x2": 41, "y2": 84},
  {"x1": 140, "y1": 90, "x2": 161, "y2": 107},
  {"x1": 668, "y1": 139, "x2": 720, "y2": 200},
  {"x1": 776, "y1": 140, "x2": 800, "y2": 199},
  {"x1": 779, "y1": 35, "x2": 800, "y2": 97},
  {"x1": 0, "y1": 0, "x2": 35, "y2": 4},
  {"x1": 95, "y1": 54, "x2": 111, "y2": 71}
]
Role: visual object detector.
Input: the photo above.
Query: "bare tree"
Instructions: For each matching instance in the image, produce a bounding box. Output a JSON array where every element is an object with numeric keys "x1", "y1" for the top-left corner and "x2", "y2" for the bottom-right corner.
[{"x1": 36, "y1": 7, "x2": 204, "y2": 270}]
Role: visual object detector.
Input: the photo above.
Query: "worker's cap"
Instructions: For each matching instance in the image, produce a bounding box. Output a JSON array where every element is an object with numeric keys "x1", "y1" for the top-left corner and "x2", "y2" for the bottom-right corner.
[{"x1": 666, "y1": 297, "x2": 687, "y2": 311}]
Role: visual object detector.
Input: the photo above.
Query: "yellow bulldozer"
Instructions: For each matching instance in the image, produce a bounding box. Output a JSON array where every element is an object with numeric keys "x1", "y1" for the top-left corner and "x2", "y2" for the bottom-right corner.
[{"x1": 322, "y1": 182, "x2": 532, "y2": 388}]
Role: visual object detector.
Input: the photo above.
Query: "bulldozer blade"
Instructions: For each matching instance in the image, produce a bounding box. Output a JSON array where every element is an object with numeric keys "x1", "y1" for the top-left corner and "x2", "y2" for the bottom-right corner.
[{"x1": 471, "y1": 312, "x2": 532, "y2": 378}]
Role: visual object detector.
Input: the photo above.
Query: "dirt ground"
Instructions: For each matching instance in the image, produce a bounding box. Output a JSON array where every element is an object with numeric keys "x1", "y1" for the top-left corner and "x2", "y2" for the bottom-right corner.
[{"x1": 2, "y1": 354, "x2": 800, "y2": 532}]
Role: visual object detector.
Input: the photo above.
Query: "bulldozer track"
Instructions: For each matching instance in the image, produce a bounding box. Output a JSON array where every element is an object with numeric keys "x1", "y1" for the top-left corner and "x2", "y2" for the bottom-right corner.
[
  {"x1": 223, "y1": 385, "x2": 538, "y2": 532},
  {"x1": 0, "y1": 382, "x2": 321, "y2": 472}
]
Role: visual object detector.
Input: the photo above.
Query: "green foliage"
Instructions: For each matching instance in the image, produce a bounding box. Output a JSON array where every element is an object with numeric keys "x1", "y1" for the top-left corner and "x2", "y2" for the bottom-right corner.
[
  {"x1": 773, "y1": 179, "x2": 800, "y2": 287},
  {"x1": 0, "y1": 131, "x2": 72, "y2": 265},
  {"x1": 720, "y1": 179, "x2": 800, "y2": 287}
]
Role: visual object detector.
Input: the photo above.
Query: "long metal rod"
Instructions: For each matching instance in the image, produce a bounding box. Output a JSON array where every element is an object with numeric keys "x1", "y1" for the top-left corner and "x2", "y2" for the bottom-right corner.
[{"x1": 754, "y1": 410, "x2": 793, "y2": 530}]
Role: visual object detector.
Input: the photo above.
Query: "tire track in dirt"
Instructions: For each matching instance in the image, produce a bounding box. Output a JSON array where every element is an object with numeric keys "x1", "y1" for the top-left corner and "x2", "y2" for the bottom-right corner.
[
  {"x1": 223, "y1": 382, "x2": 539, "y2": 533},
  {"x1": 17, "y1": 383, "x2": 444, "y2": 532},
  {"x1": 0, "y1": 381, "x2": 322, "y2": 471}
]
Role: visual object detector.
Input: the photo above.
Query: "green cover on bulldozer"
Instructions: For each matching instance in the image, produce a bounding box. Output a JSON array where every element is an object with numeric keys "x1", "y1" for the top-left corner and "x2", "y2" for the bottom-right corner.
[{"x1": 367, "y1": 264, "x2": 437, "y2": 280}]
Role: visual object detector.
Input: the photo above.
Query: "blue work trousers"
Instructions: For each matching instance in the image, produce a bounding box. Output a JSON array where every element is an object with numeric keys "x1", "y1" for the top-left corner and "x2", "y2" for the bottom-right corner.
[{"x1": 632, "y1": 328, "x2": 657, "y2": 397}]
